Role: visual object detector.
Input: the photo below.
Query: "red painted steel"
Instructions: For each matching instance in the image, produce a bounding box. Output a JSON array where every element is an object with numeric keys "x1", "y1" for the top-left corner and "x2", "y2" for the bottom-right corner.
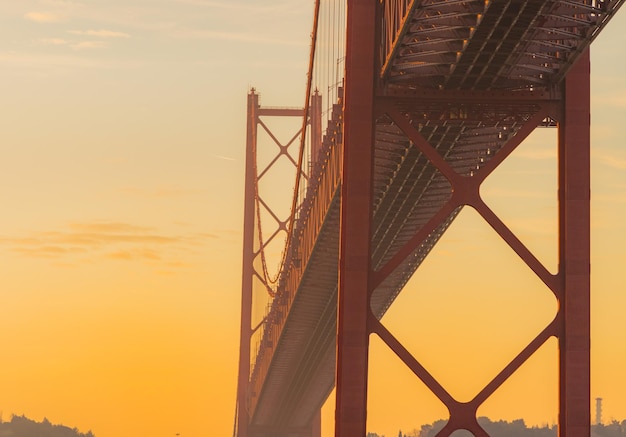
[
  {"x1": 335, "y1": 0, "x2": 378, "y2": 436},
  {"x1": 238, "y1": 0, "x2": 621, "y2": 434},
  {"x1": 558, "y1": 50, "x2": 591, "y2": 437},
  {"x1": 310, "y1": 90, "x2": 323, "y2": 167},
  {"x1": 338, "y1": 20, "x2": 592, "y2": 436},
  {"x1": 237, "y1": 89, "x2": 321, "y2": 437},
  {"x1": 369, "y1": 99, "x2": 560, "y2": 437},
  {"x1": 236, "y1": 90, "x2": 258, "y2": 437}
]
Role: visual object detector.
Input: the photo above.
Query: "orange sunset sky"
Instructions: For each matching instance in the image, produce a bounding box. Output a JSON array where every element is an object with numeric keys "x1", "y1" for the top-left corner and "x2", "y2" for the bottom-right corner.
[{"x1": 1, "y1": 2, "x2": 626, "y2": 437}]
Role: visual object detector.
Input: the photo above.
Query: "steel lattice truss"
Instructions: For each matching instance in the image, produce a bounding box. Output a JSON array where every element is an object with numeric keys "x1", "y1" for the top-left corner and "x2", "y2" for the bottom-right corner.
[
  {"x1": 382, "y1": 0, "x2": 624, "y2": 89},
  {"x1": 238, "y1": 1, "x2": 625, "y2": 435}
]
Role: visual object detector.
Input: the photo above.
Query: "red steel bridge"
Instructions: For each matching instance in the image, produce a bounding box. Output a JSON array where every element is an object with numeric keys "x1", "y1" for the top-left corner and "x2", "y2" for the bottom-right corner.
[{"x1": 235, "y1": 1, "x2": 625, "y2": 437}]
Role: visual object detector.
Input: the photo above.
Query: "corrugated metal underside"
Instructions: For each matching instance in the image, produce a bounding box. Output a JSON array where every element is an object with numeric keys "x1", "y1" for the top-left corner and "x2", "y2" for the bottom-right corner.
[{"x1": 385, "y1": 0, "x2": 625, "y2": 90}]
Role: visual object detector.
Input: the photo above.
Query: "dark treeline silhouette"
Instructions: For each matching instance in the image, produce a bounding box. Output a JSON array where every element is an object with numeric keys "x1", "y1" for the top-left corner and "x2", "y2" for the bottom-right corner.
[
  {"x1": 0, "y1": 414, "x2": 94, "y2": 437},
  {"x1": 368, "y1": 417, "x2": 626, "y2": 437},
  {"x1": 593, "y1": 421, "x2": 626, "y2": 437}
]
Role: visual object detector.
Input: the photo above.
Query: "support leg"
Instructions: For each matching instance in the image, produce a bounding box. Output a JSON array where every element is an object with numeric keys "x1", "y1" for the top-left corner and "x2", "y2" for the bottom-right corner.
[
  {"x1": 335, "y1": 1, "x2": 377, "y2": 436},
  {"x1": 236, "y1": 90, "x2": 259, "y2": 437},
  {"x1": 558, "y1": 50, "x2": 591, "y2": 437}
]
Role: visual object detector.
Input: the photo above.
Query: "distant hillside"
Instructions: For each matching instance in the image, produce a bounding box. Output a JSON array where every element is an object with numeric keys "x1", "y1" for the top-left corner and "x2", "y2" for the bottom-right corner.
[
  {"x1": 368, "y1": 417, "x2": 626, "y2": 437},
  {"x1": 0, "y1": 415, "x2": 94, "y2": 437}
]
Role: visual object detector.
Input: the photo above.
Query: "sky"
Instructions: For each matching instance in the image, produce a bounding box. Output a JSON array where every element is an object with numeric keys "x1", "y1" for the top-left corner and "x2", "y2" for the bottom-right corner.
[{"x1": 0, "y1": 2, "x2": 625, "y2": 437}]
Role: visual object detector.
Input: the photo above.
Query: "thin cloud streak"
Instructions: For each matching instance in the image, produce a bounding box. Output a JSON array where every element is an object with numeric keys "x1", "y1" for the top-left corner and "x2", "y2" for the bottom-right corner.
[
  {"x1": 599, "y1": 154, "x2": 626, "y2": 170},
  {"x1": 106, "y1": 249, "x2": 162, "y2": 261},
  {"x1": 71, "y1": 41, "x2": 107, "y2": 50},
  {"x1": 68, "y1": 29, "x2": 131, "y2": 38},
  {"x1": 0, "y1": 51, "x2": 144, "y2": 70},
  {"x1": 174, "y1": 0, "x2": 308, "y2": 15},
  {"x1": 0, "y1": 221, "x2": 215, "y2": 265},
  {"x1": 24, "y1": 11, "x2": 61, "y2": 22},
  {"x1": 118, "y1": 186, "x2": 204, "y2": 199},
  {"x1": 40, "y1": 0, "x2": 84, "y2": 8},
  {"x1": 174, "y1": 29, "x2": 308, "y2": 47},
  {"x1": 39, "y1": 38, "x2": 69, "y2": 45},
  {"x1": 67, "y1": 222, "x2": 155, "y2": 234},
  {"x1": 215, "y1": 154, "x2": 236, "y2": 161}
]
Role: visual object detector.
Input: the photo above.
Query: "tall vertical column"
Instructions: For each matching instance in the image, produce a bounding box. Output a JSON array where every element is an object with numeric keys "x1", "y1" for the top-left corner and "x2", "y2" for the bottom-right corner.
[
  {"x1": 237, "y1": 89, "x2": 259, "y2": 437},
  {"x1": 558, "y1": 50, "x2": 591, "y2": 437},
  {"x1": 335, "y1": 1, "x2": 377, "y2": 436}
]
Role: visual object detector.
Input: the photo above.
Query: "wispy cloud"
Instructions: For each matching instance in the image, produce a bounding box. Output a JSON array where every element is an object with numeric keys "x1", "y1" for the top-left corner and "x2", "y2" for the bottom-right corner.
[
  {"x1": 24, "y1": 11, "x2": 61, "y2": 23},
  {"x1": 70, "y1": 40, "x2": 107, "y2": 50},
  {"x1": 36, "y1": 31, "x2": 128, "y2": 51},
  {"x1": 0, "y1": 51, "x2": 143, "y2": 71},
  {"x1": 118, "y1": 186, "x2": 204, "y2": 199},
  {"x1": 174, "y1": 0, "x2": 308, "y2": 15},
  {"x1": 39, "y1": 38, "x2": 69, "y2": 45},
  {"x1": 598, "y1": 154, "x2": 626, "y2": 170},
  {"x1": 67, "y1": 222, "x2": 156, "y2": 234},
  {"x1": 174, "y1": 29, "x2": 307, "y2": 47},
  {"x1": 0, "y1": 220, "x2": 214, "y2": 268},
  {"x1": 215, "y1": 154, "x2": 235, "y2": 161},
  {"x1": 106, "y1": 249, "x2": 162, "y2": 261},
  {"x1": 40, "y1": 0, "x2": 83, "y2": 7},
  {"x1": 68, "y1": 29, "x2": 130, "y2": 38},
  {"x1": 3, "y1": 226, "x2": 178, "y2": 248}
]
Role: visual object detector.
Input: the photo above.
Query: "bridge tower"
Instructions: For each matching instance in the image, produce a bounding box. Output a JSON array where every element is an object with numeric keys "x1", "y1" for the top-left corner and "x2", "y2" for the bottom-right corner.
[
  {"x1": 236, "y1": 89, "x2": 323, "y2": 437},
  {"x1": 336, "y1": 2, "x2": 591, "y2": 437}
]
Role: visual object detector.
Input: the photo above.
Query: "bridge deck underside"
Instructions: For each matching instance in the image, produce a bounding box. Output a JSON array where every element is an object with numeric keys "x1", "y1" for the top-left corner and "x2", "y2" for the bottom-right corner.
[
  {"x1": 248, "y1": 0, "x2": 624, "y2": 432},
  {"x1": 384, "y1": 0, "x2": 623, "y2": 90}
]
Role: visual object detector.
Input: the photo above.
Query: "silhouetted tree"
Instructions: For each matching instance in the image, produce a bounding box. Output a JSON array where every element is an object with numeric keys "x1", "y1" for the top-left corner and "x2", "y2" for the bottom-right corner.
[
  {"x1": 373, "y1": 417, "x2": 626, "y2": 437},
  {"x1": 418, "y1": 418, "x2": 556, "y2": 437},
  {"x1": 0, "y1": 414, "x2": 94, "y2": 437}
]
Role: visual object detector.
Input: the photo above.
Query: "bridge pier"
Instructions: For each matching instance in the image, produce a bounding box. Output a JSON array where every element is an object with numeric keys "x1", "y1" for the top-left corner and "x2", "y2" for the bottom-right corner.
[
  {"x1": 558, "y1": 50, "x2": 591, "y2": 437},
  {"x1": 237, "y1": 1, "x2": 617, "y2": 435},
  {"x1": 335, "y1": 1, "x2": 378, "y2": 437},
  {"x1": 236, "y1": 89, "x2": 259, "y2": 437},
  {"x1": 336, "y1": 2, "x2": 592, "y2": 431}
]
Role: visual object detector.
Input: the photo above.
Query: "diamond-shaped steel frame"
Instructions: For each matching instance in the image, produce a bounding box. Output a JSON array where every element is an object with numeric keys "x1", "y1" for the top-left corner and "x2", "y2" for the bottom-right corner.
[{"x1": 336, "y1": 3, "x2": 591, "y2": 437}]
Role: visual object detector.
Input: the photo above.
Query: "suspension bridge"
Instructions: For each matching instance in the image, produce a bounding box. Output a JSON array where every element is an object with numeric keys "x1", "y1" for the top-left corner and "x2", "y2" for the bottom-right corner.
[{"x1": 235, "y1": 1, "x2": 625, "y2": 437}]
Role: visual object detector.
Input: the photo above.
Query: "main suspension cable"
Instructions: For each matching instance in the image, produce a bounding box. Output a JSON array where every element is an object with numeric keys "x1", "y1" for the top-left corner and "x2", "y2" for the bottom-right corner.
[{"x1": 254, "y1": 0, "x2": 323, "y2": 297}]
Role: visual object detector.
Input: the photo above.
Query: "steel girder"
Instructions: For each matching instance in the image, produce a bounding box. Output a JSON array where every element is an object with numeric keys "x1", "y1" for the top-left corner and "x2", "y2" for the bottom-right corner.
[{"x1": 382, "y1": 0, "x2": 625, "y2": 89}]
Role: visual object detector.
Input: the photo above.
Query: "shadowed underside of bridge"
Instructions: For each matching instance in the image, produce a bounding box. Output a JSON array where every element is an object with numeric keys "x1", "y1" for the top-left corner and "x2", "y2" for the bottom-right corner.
[{"x1": 236, "y1": 1, "x2": 625, "y2": 437}]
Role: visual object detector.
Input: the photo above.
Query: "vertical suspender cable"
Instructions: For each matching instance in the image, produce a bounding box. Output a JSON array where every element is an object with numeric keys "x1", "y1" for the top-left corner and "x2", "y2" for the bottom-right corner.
[{"x1": 257, "y1": 0, "x2": 322, "y2": 294}]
